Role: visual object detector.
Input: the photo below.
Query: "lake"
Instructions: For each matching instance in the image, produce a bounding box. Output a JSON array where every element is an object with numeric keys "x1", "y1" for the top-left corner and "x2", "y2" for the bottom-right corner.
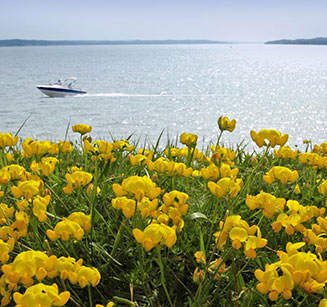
[{"x1": 1, "y1": 43, "x2": 327, "y2": 150}]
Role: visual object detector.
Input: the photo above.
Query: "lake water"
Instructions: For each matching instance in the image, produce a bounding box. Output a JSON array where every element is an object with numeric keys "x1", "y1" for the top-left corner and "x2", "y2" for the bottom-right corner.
[{"x1": 1, "y1": 43, "x2": 327, "y2": 150}]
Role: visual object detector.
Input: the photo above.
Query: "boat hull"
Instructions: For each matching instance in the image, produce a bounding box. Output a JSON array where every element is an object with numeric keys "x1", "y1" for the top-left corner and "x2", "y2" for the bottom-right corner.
[{"x1": 37, "y1": 85, "x2": 87, "y2": 97}]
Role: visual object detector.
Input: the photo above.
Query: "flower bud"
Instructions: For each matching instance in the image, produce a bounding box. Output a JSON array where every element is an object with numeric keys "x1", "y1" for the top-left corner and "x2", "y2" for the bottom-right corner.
[{"x1": 193, "y1": 268, "x2": 205, "y2": 284}]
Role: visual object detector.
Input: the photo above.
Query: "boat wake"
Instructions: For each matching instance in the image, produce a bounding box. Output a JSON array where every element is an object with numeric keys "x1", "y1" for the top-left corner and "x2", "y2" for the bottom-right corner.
[{"x1": 77, "y1": 93, "x2": 219, "y2": 98}]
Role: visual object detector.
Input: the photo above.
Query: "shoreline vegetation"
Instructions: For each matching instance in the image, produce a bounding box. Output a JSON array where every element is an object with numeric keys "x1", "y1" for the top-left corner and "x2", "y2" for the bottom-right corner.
[
  {"x1": 0, "y1": 39, "x2": 231, "y2": 47},
  {"x1": 265, "y1": 37, "x2": 327, "y2": 45},
  {"x1": 1, "y1": 118, "x2": 327, "y2": 306}
]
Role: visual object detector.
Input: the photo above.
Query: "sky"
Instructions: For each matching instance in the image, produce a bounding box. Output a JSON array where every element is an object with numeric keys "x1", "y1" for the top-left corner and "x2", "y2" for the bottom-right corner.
[{"x1": 0, "y1": 0, "x2": 326, "y2": 42}]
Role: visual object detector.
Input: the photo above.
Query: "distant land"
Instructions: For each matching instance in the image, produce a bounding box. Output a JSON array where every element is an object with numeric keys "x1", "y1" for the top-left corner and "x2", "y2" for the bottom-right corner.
[
  {"x1": 265, "y1": 37, "x2": 327, "y2": 45},
  {"x1": 0, "y1": 39, "x2": 231, "y2": 47}
]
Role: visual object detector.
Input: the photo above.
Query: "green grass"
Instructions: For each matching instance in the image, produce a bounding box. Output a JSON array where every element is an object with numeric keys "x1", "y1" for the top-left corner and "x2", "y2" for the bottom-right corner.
[{"x1": 0, "y1": 130, "x2": 326, "y2": 307}]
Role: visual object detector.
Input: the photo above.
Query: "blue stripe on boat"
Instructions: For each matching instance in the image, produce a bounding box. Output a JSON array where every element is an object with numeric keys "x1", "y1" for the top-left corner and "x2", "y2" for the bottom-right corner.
[{"x1": 37, "y1": 86, "x2": 87, "y2": 94}]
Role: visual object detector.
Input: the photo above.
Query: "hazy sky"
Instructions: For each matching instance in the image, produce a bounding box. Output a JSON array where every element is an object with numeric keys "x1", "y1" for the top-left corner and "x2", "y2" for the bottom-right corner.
[{"x1": 1, "y1": 0, "x2": 325, "y2": 42}]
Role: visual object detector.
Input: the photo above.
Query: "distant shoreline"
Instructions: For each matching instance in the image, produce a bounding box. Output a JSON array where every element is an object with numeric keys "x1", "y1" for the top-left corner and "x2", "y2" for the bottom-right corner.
[
  {"x1": 0, "y1": 39, "x2": 234, "y2": 47},
  {"x1": 265, "y1": 37, "x2": 327, "y2": 45}
]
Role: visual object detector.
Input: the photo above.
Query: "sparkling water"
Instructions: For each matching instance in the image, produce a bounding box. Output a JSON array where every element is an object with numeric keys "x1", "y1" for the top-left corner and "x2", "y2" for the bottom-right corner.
[{"x1": 1, "y1": 43, "x2": 327, "y2": 150}]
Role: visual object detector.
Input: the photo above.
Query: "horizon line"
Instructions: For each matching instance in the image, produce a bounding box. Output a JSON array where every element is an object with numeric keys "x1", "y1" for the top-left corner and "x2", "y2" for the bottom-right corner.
[{"x1": 0, "y1": 38, "x2": 265, "y2": 45}]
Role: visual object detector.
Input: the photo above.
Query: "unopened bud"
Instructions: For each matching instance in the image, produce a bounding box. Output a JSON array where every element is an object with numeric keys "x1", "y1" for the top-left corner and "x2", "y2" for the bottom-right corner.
[{"x1": 193, "y1": 268, "x2": 205, "y2": 284}]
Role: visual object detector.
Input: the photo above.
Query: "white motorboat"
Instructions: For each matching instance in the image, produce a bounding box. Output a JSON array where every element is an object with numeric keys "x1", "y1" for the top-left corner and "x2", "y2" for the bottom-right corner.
[{"x1": 36, "y1": 77, "x2": 87, "y2": 97}]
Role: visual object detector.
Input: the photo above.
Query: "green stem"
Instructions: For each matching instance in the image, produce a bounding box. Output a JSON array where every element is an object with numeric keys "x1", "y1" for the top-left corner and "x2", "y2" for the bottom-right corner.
[
  {"x1": 44, "y1": 182, "x2": 70, "y2": 213},
  {"x1": 232, "y1": 257, "x2": 239, "y2": 307},
  {"x1": 221, "y1": 257, "x2": 251, "y2": 293},
  {"x1": 88, "y1": 284, "x2": 93, "y2": 307},
  {"x1": 111, "y1": 220, "x2": 126, "y2": 257},
  {"x1": 232, "y1": 146, "x2": 270, "y2": 208},
  {"x1": 139, "y1": 245, "x2": 153, "y2": 305},
  {"x1": 171, "y1": 176, "x2": 175, "y2": 190},
  {"x1": 57, "y1": 240, "x2": 73, "y2": 257},
  {"x1": 215, "y1": 131, "x2": 223, "y2": 150},
  {"x1": 30, "y1": 216, "x2": 44, "y2": 249},
  {"x1": 187, "y1": 146, "x2": 196, "y2": 167},
  {"x1": 90, "y1": 159, "x2": 99, "y2": 241},
  {"x1": 194, "y1": 247, "x2": 233, "y2": 303},
  {"x1": 205, "y1": 197, "x2": 222, "y2": 252},
  {"x1": 156, "y1": 247, "x2": 174, "y2": 307}
]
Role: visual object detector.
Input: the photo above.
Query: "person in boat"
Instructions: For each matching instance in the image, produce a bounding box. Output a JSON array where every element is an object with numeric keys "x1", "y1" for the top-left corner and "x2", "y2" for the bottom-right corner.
[{"x1": 54, "y1": 80, "x2": 62, "y2": 85}]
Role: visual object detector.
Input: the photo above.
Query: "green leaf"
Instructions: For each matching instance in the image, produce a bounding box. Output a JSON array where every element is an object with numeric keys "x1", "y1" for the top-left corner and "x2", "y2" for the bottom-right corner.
[{"x1": 199, "y1": 229, "x2": 205, "y2": 253}]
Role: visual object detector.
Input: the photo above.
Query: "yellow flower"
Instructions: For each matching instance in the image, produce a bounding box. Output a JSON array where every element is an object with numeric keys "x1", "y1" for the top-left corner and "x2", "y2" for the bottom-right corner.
[
  {"x1": 63, "y1": 171, "x2": 93, "y2": 194},
  {"x1": 47, "y1": 256, "x2": 83, "y2": 280},
  {"x1": 250, "y1": 129, "x2": 289, "y2": 148},
  {"x1": 13, "y1": 283, "x2": 70, "y2": 307},
  {"x1": 162, "y1": 190, "x2": 189, "y2": 215},
  {"x1": 168, "y1": 147, "x2": 208, "y2": 163},
  {"x1": 299, "y1": 152, "x2": 327, "y2": 170},
  {"x1": 294, "y1": 184, "x2": 301, "y2": 194},
  {"x1": 274, "y1": 146, "x2": 298, "y2": 159},
  {"x1": 166, "y1": 161, "x2": 193, "y2": 177},
  {"x1": 180, "y1": 132, "x2": 198, "y2": 147},
  {"x1": 67, "y1": 166, "x2": 82, "y2": 173},
  {"x1": 22, "y1": 138, "x2": 58, "y2": 157},
  {"x1": 0, "y1": 164, "x2": 27, "y2": 185},
  {"x1": 72, "y1": 124, "x2": 92, "y2": 135},
  {"x1": 2, "y1": 250, "x2": 50, "y2": 285},
  {"x1": 0, "y1": 133, "x2": 19, "y2": 149},
  {"x1": 5, "y1": 152, "x2": 15, "y2": 162},
  {"x1": 112, "y1": 197, "x2": 136, "y2": 219},
  {"x1": 146, "y1": 157, "x2": 169, "y2": 173},
  {"x1": 318, "y1": 179, "x2": 327, "y2": 198},
  {"x1": 214, "y1": 215, "x2": 267, "y2": 257},
  {"x1": 0, "y1": 203, "x2": 14, "y2": 224},
  {"x1": 67, "y1": 212, "x2": 91, "y2": 232},
  {"x1": 11, "y1": 180, "x2": 42, "y2": 200},
  {"x1": 86, "y1": 183, "x2": 101, "y2": 198},
  {"x1": 210, "y1": 146, "x2": 236, "y2": 165},
  {"x1": 194, "y1": 251, "x2": 206, "y2": 264},
  {"x1": 32, "y1": 195, "x2": 51, "y2": 222},
  {"x1": 46, "y1": 218, "x2": 85, "y2": 241},
  {"x1": 112, "y1": 175, "x2": 162, "y2": 201},
  {"x1": 84, "y1": 140, "x2": 119, "y2": 162},
  {"x1": 74, "y1": 266, "x2": 101, "y2": 288},
  {"x1": 96, "y1": 303, "x2": 115, "y2": 307},
  {"x1": 112, "y1": 139, "x2": 134, "y2": 151},
  {"x1": 208, "y1": 177, "x2": 243, "y2": 198},
  {"x1": 201, "y1": 163, "x2": 239, "y2": 181},
  {"x1": 255, "y1": 241, "x2": 327, "y2": 301},
  {"x1": 263, "y1": 166, "x2": 298, "y2": 185},
  {"x1": 133, "y1": 223, "x2": 177, "y2": 251},
  {"x1": 39, "y1": 157, "x2": 59, "y2": 176},
  {"x1": 217, "y1": 116, "x2": 236, "y2": 132},
  {"x1": 313, "y1": 142, "x2": 327, "y2": 155},
  {"x1": 246, "y1": 191, "x2": 285, "y2": 218},
  {"x1": 137, "y1": 197, "x2": 158, "y2": 218},
  {"x1": 272, "y1": 200, "x2": 324, "y2": 236},
  {"x1": 11, "y1": 211, "x2": 30, "y2": 240},
  {"x1": 0, "y1": 238, "x2": 14, "y2": 263},
  {"x1": 129, "y1": 154, "x2": 149, "y2": 166},
  {"x1": 59, "y1": 140, "x2": 73, "y2": 153}
]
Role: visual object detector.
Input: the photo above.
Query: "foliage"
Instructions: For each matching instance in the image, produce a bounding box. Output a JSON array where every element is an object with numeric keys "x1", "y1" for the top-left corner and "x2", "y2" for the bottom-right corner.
[{"x1": 0, "y1": 121, "x2": 327, "y2": 307}]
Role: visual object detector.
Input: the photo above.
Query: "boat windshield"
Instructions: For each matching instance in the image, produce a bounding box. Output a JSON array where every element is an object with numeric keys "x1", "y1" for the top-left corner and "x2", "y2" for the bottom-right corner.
[{"x1": 63, "y1": 78, "x2": 77, "y2": 87}]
